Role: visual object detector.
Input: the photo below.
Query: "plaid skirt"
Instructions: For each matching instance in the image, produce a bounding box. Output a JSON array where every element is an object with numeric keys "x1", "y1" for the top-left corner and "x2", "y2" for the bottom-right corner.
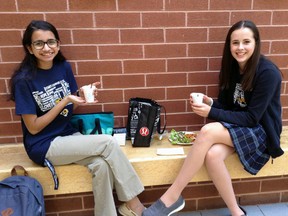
[{"x1": 221, "y1": 122, "x2": 270, "y2": 175}]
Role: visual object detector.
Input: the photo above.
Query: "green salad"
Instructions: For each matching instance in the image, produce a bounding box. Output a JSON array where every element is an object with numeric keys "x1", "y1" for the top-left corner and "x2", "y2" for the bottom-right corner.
[{"x1": 169, "y1": 129, "x2": 196, "y2": 144}]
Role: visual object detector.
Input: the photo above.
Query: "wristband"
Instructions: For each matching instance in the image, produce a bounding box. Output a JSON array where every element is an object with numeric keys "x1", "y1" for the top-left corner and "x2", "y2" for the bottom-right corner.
[{"x1": 210, "y1": 98, "x2": 213, "y2": 106}]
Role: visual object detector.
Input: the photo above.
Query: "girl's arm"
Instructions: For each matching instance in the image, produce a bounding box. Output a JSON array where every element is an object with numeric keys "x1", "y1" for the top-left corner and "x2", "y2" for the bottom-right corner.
[
  {"x1": 22, "y1": 95, "x2": 85, "y2": 135},
  {"x1": 208, "y1": 68, "x2": 281, "y2": 127}
]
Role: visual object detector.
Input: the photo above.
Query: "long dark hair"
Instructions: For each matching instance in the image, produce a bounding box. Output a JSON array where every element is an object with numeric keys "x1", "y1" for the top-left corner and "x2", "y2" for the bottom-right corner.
[
  {"x1": 219, "y1": 20, "x2": 261, "y2": 91},
  {"x1": 9, "y1": 20, "x2": 66, "y2": 101}
]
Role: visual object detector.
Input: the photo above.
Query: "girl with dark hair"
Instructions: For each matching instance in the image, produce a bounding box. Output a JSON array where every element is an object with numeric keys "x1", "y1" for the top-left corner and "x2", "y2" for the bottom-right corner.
[
  {"x1": 143, "y1": 20, "x2": 283, "y2": 216},
  {"x1": 9, "y1": 20, "x2": 145, "y2": 216}
]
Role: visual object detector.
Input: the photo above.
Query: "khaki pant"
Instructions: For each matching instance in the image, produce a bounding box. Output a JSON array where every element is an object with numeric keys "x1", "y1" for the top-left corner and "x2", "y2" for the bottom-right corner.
[{"x1": 46, "y1": 132, "x2": 144, "y2": 216}]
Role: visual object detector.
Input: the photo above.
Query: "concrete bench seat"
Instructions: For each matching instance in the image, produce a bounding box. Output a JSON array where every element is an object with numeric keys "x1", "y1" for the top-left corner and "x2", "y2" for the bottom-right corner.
[{"x1": 0, "y1": 126, "x2": 287, "y2": 196}]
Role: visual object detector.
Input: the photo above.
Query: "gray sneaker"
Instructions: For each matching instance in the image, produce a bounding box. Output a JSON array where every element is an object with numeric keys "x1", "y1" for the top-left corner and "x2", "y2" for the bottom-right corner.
[{"x1": 142, "y1": 196, "x2": 185, "y2": 216}]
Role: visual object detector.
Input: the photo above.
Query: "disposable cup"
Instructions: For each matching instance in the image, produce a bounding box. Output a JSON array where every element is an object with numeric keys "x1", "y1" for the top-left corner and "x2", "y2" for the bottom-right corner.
[
  {"x1": 82, "y1": 85, "x2": 96, "y2": 103},
  {"x1": 190, "y1": 92, "x2": 204, "y2": 104}
]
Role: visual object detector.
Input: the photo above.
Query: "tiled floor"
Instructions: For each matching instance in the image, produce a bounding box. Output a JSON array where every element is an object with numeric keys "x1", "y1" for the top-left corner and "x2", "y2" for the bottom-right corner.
[{"x1": 177, "y1": 202, "x2": 288, "y2": 216}]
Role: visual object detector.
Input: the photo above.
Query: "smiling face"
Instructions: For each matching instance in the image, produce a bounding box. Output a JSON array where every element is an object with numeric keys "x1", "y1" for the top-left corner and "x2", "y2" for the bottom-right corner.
[
  {"x1": 230, "y1": 27, "x2": 256, "y2": 71},
  {"x1": 27, "y1": 30, "x2": 60, "y2": 69}
]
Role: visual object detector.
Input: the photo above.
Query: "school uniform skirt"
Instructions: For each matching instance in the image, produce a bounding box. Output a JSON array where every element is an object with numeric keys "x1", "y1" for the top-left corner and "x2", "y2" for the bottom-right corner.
[{"x1": 221, "y1": 122, "x2": 270, "y2": 175}]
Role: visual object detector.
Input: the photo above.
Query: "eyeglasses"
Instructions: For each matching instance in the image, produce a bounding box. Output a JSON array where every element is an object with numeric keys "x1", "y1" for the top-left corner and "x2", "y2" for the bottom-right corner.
[{"x1": 31, "y1": 39, "x2": 59, "y2": 50}]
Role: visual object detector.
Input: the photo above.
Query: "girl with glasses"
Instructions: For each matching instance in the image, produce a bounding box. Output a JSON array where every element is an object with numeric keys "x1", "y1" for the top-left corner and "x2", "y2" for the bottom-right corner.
[{"x1": 9, "y1": 20, "x2": 145, "y2": 216}]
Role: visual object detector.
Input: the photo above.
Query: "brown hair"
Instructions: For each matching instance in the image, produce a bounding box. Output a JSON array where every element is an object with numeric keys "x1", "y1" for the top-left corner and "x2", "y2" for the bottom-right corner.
[{"x1": 219, "y1": 20, "x2": 261, "y2": 91}]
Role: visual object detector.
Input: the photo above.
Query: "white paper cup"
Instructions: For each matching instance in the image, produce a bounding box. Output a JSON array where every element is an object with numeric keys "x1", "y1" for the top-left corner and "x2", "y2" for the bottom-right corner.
[
  {"x1": 191, "y1": 92, "x2": 204, "y2": 104},
  {"x1": 82, "y1": 85, "x2": 96, "y2": 103}
]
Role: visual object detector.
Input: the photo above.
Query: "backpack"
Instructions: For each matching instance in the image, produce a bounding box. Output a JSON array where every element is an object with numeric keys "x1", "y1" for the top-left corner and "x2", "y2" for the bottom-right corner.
[{"x1": 0, "y1": 165, "x2": 45, "y2": 216}]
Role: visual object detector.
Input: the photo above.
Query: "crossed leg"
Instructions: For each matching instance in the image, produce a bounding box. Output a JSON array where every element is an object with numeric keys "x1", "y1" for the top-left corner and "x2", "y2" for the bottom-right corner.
[{"x1": 159, "y1": 122, "x2": 245, "y2": 216}]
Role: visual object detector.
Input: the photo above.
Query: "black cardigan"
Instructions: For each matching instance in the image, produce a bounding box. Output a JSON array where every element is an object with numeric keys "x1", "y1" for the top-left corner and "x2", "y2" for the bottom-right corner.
[{"x1": 208, "y1": 56, "x2": 284, "y2": 158}]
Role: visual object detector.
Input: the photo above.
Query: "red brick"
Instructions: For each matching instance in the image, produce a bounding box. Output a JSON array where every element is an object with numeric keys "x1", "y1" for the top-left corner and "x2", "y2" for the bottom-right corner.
[
  {"x1": 69, "y1": 0, "x2": 116, "y2": 11},
  {"x1": 183, "y1": 183, "x2": 219, "y2": 198},
  {"x1": 73, "y1": 30, "x2": 119, "y2": 44},
  {"x1": 188, "y1": 12, "x2": 229, "y2": 27},
  {"x1": 121, "y1": 29, "x2": 164, "y2": 44},
  {"x1": 167, "y1": 87, "x2": 206, "y2": 100},
  {"x1": 165, "y1": 0, "x2": 208, "y2": 11},
  {"x1": 282, "y1": 192, "x2": 288, "y2": 202},
  {"x1": 188, "y1": 72, "x2": 219, "y2": 85},
  {"x1": 74, "y1": 76, "x2": 101, "y2": 89},
  {"x1": 18, "y1": 0, "x2": 67, "y2": 11},
  {"x1": 231, "y1": 11, "x2": 272, "y2": 25},
  {"x1": 168, "y1": 113, "x2": 205, "y2": 126},
  {"x1": 259, "y1": 26, "x2": 288, "y2": 40},
  {"x1": 209, "y1": 27, "x2": 230, "y2": 42},
  {"x1": 240, "y1": 193, "x2": 281, "y2": 205},
  {"x1": 188, "y1": 43, "x2": 223, "y2": 57},
  {"x1": 273, "y1": 11, "x2": 288, "y2": 25},
  {"x1": 198, "y1": 197, "x2": 227, "y2": 210},
  {"x1": 166, "y1": 28, "x2": 207, "y2": 43},
  {"x1": 61, "y1": 46, "x2": 98, "y2": 60},
  {"x1": 160, "y1": 100, "x2": 187, "y2": 113},
  {"x1": 0, "y1": 80, "x2": 7, "y2": 94},
  {"x1": 47, "y1": 13, "x2": 94, "y2": 28},
  {"x1": 209, "y1": 57, "x2": 222, "y2": 71},
  {"x1": 267, "y1": 55, "x2": 288, "y2": 68},
  {"x1": 118, "y1": 0, "x2": 163, "y2": 11},
  {"x1": 124, "y1": 88, "x2": 165, "y2": 101},
  {"x1": 1, "y1": 47, "x2": 25, "y2": 62},
  {"x1": 0, "y1": 109, "x2": 12, "y2": 122},
  {"x1": 271, "y1": 41, "x2": 288, "y2": 54},
  {"x1": 95, "y1": 13, "x2": 141, "y2": 28},
  {"x1": 57, "y1": 30, "x2": 73, "y2": 44},
  {"x1": 0, "y1": 137, "x2": 18, "y2": 144},
  {"x1": 145, "y1": 44, "x2": 186, "y2": 58},
  {"x1": 208, "y1": 85, "x2": 220, "y2": 98},
  {"x1": 124, "y1": 60, "x2": 165, "y2": 73},
  {"x1": 142, "y1": 13, "x2": 185, "y2": 27},
  {"x1": 254, "y1": 0, "x2": 288, "y2": 10},
  {"x1": 59, "y1": 210, "x2": 94, "y2": 216},
  {"x1": 168, "y1": 58, "x2": 208, "y2": 72},
  {"x1": 102, "y1": 74, "x2": 144, "y2": 88},
  {"x1": 0, "y1": 14, "x2": 43, "y2": 29},
  {"x1": 261, "y1": 177, "x2": 288, "y2": 192},
  {"x1": 0, "y1": 31, "x2": 22, "y2": 46},
  {"x1": 45, "y1": 197, "x2": 83, "y2": 212},
  {"x1": 104, "y1": 103, "x2": 129, "y2": 116},
  {"x1": 99, "y1": 45, "x2": 143, "y2": 59},
  {"x1": 0, "y1": 0, "x2": 16, "y2": 11},
  {"x1": 233, "y1": 181, "x2": 261, "y2": 194},
  {"x1": 210, "y1": 0, "x2": 252, "y2": 10},
  {"x1": 96, "y1": 89, "x2": 124, "y2": 103},
  {"x1": 0, "y1": 122, "x2": 22, "y2": 136},
  {"x1": 77, "y1": 61, "x2": 122, "y2": 75},
  {"x1": 147, "y1": 73, "x2": 187, "y2": 87}
]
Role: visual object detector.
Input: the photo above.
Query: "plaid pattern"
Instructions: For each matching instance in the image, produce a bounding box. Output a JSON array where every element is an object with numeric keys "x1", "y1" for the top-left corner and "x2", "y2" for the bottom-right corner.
[{"x1": 221, "y1": 122, "x2": 270, "y2": 175}]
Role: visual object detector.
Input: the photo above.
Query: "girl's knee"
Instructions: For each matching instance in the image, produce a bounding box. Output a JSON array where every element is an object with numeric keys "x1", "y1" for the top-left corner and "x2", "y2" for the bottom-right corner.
[
  {"x1": 88, "y1": 157, "x2": 110, "y2": 176},
  {"x1": 205, "y1": 147, "x2": 220, "y2": 164}
]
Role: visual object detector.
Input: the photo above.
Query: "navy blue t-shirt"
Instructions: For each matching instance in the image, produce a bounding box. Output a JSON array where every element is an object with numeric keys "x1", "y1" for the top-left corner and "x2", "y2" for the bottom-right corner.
[{"x1": 14, "y1": 61, "x2": 78, "y2": 165}]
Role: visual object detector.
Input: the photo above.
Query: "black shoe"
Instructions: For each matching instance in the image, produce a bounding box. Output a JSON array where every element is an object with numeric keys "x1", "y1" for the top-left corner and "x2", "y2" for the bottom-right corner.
[{"x1": 239, "y1": 206, "x2": 248, "y2": 216}]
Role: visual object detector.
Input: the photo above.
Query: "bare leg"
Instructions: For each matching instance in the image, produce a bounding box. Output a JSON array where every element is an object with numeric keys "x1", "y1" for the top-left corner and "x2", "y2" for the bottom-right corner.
[
  {"x1": 205, "y1": 144, "x2": 245, "y2": 216},
  {"x1": 160, "y1": 122, "x2": 235, "y2": 207}
]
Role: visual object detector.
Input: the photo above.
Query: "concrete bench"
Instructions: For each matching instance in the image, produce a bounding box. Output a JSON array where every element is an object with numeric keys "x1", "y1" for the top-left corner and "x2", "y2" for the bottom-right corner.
[{"x1": 0, "y1": 126, "x2": 287, "y2": 196}]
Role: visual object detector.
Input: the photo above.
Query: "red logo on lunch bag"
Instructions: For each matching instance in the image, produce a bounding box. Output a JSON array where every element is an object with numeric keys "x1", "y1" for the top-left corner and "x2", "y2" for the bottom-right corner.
[{"x1": 139, "y1": 127, "x2": 149, "y2": 136}]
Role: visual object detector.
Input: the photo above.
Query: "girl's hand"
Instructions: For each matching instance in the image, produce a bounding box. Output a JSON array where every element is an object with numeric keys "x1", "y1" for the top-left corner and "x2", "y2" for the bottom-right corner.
[
  {"x1": 190, "y1": 94, "x2": 212, "y2": 117},
  {"x1": 67, "y1": 95, "x2": 86, "y2": 105},
  {"x1": 77, "y1": 82, "x2": 101, "y2": 104}
]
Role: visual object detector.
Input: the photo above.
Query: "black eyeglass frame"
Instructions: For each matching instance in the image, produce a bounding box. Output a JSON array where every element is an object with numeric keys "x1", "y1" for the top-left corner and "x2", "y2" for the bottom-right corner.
[{"x1": 31, "y1": 39, "x2": 59, "y2": 50}]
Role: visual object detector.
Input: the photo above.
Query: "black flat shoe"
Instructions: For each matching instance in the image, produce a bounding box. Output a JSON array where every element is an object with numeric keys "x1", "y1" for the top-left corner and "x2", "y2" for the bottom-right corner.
[{"x1": 239, "y1": 206, "x2": 248, "y2": 216}]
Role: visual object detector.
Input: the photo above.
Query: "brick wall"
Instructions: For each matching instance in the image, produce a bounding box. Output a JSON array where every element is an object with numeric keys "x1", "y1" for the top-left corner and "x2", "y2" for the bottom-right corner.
[{"x1": 1, "y1": 0, "x2": 288, "y2": 214}]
